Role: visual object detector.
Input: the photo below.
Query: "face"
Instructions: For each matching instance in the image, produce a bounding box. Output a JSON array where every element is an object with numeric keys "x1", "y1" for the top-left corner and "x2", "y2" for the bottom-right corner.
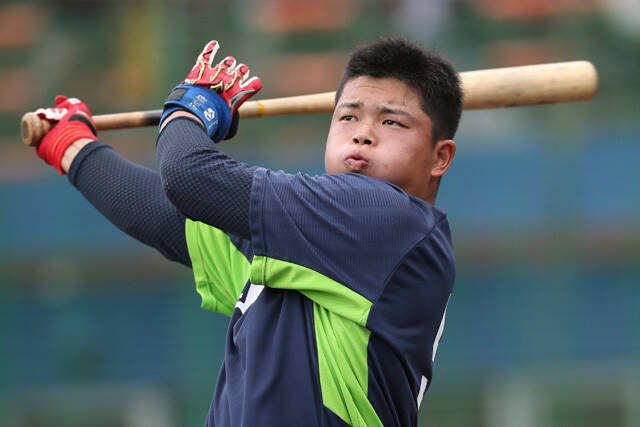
[{"x1": 325, "y1": 76, "x2": 455, "y2": 203}]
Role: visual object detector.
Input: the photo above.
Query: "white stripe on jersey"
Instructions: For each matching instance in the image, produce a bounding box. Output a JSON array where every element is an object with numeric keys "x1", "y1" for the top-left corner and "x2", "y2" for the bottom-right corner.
[
  {"x1": 432, "y1": 300, "x2": 449, "y2": 362},
  {"x1": 417, "y1": 376, "x2": 429, "y2": 409},
  {"x1": 418, "y1": 297, "x2": 449, "y2": 408},
  {"x1": 235, "y1": 283, "x2": 265, "y2": 314}
]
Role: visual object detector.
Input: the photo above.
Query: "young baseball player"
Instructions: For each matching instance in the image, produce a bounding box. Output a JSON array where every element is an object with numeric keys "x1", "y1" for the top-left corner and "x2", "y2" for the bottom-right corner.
[{"x1": 33, "y1": 37, "x2": 461, "y2": 426}]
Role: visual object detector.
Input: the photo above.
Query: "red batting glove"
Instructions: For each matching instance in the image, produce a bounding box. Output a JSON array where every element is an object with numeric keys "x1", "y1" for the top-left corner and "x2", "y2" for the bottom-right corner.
[
  {"x1": 35, "y1": 95, "x2": 98, "y2": 174},
  {"x1": 183, "y1": 40, "x2": 262, "y2": 116}
]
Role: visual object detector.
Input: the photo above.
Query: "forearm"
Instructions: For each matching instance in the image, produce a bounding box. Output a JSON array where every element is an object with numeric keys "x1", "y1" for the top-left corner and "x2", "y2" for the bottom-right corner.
[
  {"x1": 67, "y1": 140, "x2": 191, "y2": 267},
  {"x1": 156, "y1": 116, "x2": 253, "y2": 240}
]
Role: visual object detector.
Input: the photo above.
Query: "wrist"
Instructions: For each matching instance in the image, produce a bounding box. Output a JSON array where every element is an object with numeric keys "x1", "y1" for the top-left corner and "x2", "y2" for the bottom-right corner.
[
  {"x1": 159, "y1": 111, "x2": 204, "y2": 133},
  {"x1": 160, "y1": 85, "x2": 232, "y2": 142},
  {"x1": 61, "y1": 138, "x2": 95, "y2": 173}
]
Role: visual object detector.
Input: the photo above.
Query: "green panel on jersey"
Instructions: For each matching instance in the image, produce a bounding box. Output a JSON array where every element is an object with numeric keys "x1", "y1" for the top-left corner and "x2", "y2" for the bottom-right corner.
[
  {"x1": 314, "y1": 304, "x2": 382, "y2": 426},
  {"x1": 249, "y1": 255, "x2": 382, "y2": 425},
  {"x1": 185, "y1": 219, "x2": 250, "y2": 316},
  {"x1": 250, "y1": 255, "x2": 372, "y2": 326}
]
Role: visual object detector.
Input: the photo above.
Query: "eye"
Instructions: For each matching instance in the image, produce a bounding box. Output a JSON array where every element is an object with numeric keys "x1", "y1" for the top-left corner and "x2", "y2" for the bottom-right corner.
[
  {"x1": 382, "y1": 119, "x2": 403, "y2": 127},
  {"x1": 340, "y1": 115, "x2": 356, "y2": 121}
]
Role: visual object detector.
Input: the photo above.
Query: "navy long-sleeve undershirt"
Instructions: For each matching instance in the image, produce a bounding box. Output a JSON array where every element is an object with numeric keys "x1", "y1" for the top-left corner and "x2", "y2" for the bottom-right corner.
[
  {"x1": 67, "y1": 117, "x2": 254, "y2": 268},
  {"x1": 68, "y1": 141, "x2": 191, "y2": 266},
  {"x1": 155, "y1": 116, "x2": 254, "y2": 239}
]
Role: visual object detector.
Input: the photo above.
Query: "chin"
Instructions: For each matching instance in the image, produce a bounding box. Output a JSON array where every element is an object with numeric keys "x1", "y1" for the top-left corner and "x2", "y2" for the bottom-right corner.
[{"x1": 326, "y1": 163, "x2": 348, "y2": 175}]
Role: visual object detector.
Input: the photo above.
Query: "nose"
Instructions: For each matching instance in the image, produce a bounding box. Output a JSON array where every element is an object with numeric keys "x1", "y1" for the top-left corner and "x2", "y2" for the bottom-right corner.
[
  {"x1": 351, "y1": 120, "x2": 376, "y2": 145},
  {"x1": 352, "y1": 133, "x2": 373, "y2": 145}
]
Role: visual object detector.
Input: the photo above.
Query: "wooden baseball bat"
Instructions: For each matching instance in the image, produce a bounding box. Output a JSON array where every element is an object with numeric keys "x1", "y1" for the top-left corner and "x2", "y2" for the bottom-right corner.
[{"x1": 21, "y1": 60, "x2": 597, "y2": 147}]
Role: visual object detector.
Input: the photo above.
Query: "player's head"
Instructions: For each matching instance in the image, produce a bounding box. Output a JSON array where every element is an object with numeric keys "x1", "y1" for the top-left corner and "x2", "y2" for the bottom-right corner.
[{"x1": 325, "y1": 38, "x2": 462, "y2": 204}]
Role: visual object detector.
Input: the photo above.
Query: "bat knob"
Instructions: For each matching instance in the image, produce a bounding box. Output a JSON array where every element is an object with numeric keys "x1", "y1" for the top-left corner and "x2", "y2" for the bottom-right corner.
[{"x1": 21, "y1": 112, "x2": 51, "y2": 147}]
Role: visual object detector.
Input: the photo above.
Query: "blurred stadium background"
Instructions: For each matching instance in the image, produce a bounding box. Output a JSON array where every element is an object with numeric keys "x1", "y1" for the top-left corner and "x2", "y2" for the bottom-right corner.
[{"x1": 1, "y1": 0, "x2": 639, "y2": 425}]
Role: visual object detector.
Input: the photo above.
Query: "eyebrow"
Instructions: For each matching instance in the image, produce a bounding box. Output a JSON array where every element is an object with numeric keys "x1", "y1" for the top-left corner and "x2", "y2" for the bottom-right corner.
[
  {"x1": 336, "y1": 101, "x2": 363, "y2": 110},
  {"x1": 336, "y1": 101, "x2": 412, "y2": 118},
  {"x1": 379, "y1": 106, "x2": 412, "y2": 117}
]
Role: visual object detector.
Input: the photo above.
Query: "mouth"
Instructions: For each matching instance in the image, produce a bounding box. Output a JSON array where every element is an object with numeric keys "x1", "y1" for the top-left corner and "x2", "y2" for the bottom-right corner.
[{"x1": 344, "y1": 153, "x2": 369, "y2": 170}]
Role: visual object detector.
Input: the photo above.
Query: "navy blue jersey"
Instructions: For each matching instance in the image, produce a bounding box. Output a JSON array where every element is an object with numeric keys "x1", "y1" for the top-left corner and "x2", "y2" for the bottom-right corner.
[{"x1": 186, "y1": 169, "x2": 455, "y2": 426}]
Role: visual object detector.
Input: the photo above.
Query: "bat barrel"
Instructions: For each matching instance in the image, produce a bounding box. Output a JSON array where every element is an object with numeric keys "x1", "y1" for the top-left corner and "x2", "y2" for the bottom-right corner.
[
  {"x1": 461, "y1": 61, "x2": 598, "y2": 109},
  {"x1": 239, "y1": 92, "x2": 335, "y2": 118}
]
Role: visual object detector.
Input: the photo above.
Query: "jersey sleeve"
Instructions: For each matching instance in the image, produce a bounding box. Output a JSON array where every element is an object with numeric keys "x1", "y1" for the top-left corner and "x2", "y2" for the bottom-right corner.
[
  {"x1": 185, "y1": 219, "x2": 252, "y2": 316},
  {"x1": 247, "y1": 168, "x2": 443, "y2": 320}
]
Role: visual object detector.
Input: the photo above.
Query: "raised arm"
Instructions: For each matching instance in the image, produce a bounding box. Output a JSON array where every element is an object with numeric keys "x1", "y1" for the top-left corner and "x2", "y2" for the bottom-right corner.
[
  {"x1": 155, "y1": 40, "x2": 262, "y2": 240},
  {"x1": 157, "y1": 116, "x2": 254, "y2": 240},
  {"x1": 32, "y1": 96, "x2": 191, "y2": 266}
]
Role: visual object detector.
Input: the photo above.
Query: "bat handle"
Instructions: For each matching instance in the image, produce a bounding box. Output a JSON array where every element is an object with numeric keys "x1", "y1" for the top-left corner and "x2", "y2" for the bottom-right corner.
[{"x1": 21, "y1": 112, "x2": 52, "y2": 147}]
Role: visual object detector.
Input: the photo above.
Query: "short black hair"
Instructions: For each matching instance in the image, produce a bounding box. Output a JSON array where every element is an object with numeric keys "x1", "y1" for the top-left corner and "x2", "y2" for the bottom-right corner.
[{"x1": 336, "y1": 38, "x2": 462, "y2": 144}]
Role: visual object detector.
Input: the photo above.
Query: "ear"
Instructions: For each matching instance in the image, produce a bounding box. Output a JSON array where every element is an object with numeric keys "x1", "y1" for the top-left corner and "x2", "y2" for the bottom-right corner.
[{"x1": 430, "y1": 139, "x2": 456, "y2": 178}]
